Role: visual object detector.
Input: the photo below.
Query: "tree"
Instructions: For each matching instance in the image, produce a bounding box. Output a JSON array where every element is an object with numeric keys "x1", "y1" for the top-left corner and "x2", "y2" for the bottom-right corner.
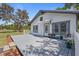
[
  {"x1": 12, "y1": 9, "x2": 29, "y2": 32},
  {"x1": 56, "y1": 3, "x2": 79, "y2": 10},
  {"x1": 0, "y1": 3, "x2": 14, "y2": 24},
  {"x1": 56, "y1": 6, "x2": 67, "y2": 10},
  {"x1": 0, "y1": 3, "x2": 29, "y2": 32},
  {"x1": 64, "y1": 3, "x2": 79, "y2": 10}
]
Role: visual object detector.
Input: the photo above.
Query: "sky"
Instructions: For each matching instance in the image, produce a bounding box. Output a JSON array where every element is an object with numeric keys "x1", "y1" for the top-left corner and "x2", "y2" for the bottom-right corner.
[{"x1": 0, "y1": 3, "x2": 64, "y2": 25}]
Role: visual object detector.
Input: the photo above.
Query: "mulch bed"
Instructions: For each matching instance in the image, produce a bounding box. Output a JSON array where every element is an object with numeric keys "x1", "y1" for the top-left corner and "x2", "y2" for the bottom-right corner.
[{"x1": 0, "y1": 35, "x2": 22, "y2": 56}]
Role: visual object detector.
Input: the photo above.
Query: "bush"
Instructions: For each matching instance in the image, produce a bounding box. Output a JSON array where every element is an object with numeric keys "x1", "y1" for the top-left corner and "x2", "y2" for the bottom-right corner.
[{"x1": 65, "y1": 40, "x2": 73, "y2": 49}]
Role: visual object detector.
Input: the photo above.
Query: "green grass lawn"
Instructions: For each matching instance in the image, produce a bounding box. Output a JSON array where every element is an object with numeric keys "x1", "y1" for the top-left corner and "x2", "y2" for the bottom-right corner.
[{"x1": 0, "y1": 31, "x2": 23, "y2": 47}]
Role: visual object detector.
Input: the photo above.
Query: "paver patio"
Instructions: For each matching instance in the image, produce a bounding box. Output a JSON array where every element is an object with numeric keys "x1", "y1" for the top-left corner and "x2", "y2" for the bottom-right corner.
[{"x1": 12, "y1": 34, "x2": 71, "y2": 56}]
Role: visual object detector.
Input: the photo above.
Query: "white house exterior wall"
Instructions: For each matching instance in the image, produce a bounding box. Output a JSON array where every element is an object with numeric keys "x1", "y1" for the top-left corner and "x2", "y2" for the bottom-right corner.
[
  {"x1": 31, "y1": 13, "x2": 77, "y2": 37},
  {"x1": 31, "y1": 14, "x2": 44, "y2": 36}
]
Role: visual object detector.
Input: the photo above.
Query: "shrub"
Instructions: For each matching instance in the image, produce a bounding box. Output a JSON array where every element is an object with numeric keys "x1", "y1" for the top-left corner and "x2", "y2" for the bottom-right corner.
[{"x1": 65, "y1": 40, "x2": 74, "y2": 49}]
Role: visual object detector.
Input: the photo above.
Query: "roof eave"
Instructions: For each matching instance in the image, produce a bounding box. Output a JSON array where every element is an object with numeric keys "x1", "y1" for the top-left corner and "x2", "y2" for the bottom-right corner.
[{"x1": 30, "y1": 10, "x2": 79, "y2": 24}]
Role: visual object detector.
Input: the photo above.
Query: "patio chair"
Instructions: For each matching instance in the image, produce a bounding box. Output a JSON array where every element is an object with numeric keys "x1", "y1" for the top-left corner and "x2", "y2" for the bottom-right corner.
[
  {"x1": 48, "y1": 33, "x2": 56, "y2": 38},
  {"x1": 54, "y1": 34, "x2": 63, "y2": 40},
  {"x1": 64, "y1": 33, "x2": 72, "y2": 40},
  {"x1": 67, "y1": 33, "x2": 71, "y2": 37}
]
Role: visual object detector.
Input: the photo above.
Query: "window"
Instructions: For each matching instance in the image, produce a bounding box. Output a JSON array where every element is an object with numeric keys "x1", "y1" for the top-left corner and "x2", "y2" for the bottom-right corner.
[
  {"x1": 45, "y1": 24, "x2": 49, "y2": 33},
  {"x1": 33, "y1": 25, "x2": 38, "y2": 33},
  {"x1": 40, "y1": 17, "x2": 43, "y2": 21}
]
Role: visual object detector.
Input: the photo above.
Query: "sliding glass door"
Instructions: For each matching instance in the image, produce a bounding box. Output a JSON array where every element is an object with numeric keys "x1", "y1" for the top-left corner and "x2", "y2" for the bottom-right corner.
[
  {"x1": 52, "y1": 23, "x2": 60, "y2": 35},
  {"x1": 60, "y1": 22, "x2": 66, "y2": 36},
  {"x1": 52, "y1": 21, "x2": 70, "y2": 37}
]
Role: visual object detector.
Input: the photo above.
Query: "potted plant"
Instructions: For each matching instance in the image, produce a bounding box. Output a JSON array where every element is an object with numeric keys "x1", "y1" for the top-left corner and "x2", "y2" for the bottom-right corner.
[{"x1": 65, "y1": 40, "x2": 73, "y2": 49}]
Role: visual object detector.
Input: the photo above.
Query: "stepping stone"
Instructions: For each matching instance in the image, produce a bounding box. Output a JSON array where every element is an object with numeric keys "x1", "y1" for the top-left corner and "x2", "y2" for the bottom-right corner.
[
  {"x1": 3, "y1": 45, "x2": 10, "y2": 51},
  {"x1": 9, "y1": 42, "x2": 16, "y2": 47}
]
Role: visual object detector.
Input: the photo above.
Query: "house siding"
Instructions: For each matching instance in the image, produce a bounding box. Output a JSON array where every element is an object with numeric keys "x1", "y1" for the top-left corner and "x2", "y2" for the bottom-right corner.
[
  {"x1": 31, "y1": 14, "x2": 44, "y2": 36},
  {"x1": 31, "y1": 13, "x2": 77, "y2": 37}
]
